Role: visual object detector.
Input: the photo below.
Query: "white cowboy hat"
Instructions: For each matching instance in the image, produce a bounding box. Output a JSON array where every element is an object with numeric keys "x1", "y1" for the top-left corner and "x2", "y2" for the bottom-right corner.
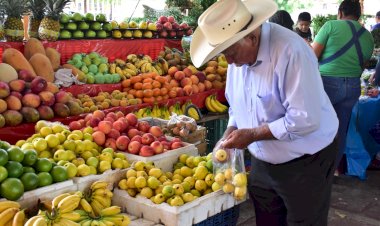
[{"x1": 190, "y1": 0, "x2": 278, "y2": 68}]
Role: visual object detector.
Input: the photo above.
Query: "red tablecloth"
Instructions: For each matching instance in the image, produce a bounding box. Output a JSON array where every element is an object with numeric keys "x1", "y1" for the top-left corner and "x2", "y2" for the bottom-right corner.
[
  {"x1": 0, "y1": 39, "x2": 182, "y2": 64},
  {"x1": 0, "y1": 89, "x2": 226, "y2": 144}
]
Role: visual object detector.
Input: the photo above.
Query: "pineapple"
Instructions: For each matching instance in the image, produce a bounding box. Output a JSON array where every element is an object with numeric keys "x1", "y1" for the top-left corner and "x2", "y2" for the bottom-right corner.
[
  {"x1": 39, "y1": 0, "x2": 71, "y2": 41},
  {"x1": 2, "y1": 0, "x2": 28, "y2": 42},
  {"x1": 27, "y1": 0, "x2": 46, "y2": 38}
]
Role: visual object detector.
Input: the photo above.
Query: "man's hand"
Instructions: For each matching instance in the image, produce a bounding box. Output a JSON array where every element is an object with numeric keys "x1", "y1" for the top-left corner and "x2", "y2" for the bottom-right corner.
[{"x1": 222, "y1": 125, "x2": 275, "y2": 149}]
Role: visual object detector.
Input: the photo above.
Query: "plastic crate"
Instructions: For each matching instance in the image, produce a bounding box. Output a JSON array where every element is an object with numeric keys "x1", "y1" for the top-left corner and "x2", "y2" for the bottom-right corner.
[
  {"x1": 204, "y1": 118, "x2": 228, "y2": 153},
  {"x1": 194, "y1": 204, "x2": 240, "y2": 226}
]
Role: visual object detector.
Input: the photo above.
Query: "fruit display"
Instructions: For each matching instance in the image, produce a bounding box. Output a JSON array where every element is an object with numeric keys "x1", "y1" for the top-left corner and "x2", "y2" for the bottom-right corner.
[
  {"x1": 59, "y1": 12, "x2": 112, "y2": 40},
  {"x1": 111, "y1": 19, "x2": 158, "y2": 39},
  {"x1": 38, "y1": 0, "x2": 71, "y2": 41},
  {"x1": 205, "y1": 94, "x2": 228, "y2": 113},
  {"x1": 213, "y1": 148, "x2": 247, "y2": 201},
  {"x1": 27, "y1": 0, "x2": 46, "y2": 39},
  {"x1": 118, "y1": 153, "x2": 216, "y2": 206},
  {"x1": 17, "y1": 120, "x2": 131, "y2": 177},
  {"x1": 1, "y1": 0, "x2": 28, "y2": 42},
  {"x1": 0, "y1": 76, "x2": 87, "y2": 127},
  {"x1": 167, "y1": 114, "x2": 198, "y2": 138},
  {"x1": 0, "y1": 140, "x2": 69, "y2": 201},
  {"x1": 0, "y1": 200, "x2": 26, "y2": 225},
  {"x1": 154, "y1": 16, "x2": 193, "y2": 39},
  {"x1": 67, "y1": 111, "x2": 185, "y2": 157},
  {"x1": 25, "y1": 181, "x2": 130, "y2": 225},
  {"x1": 66, "y1": 52, "x2": 121, "y2": 84}
]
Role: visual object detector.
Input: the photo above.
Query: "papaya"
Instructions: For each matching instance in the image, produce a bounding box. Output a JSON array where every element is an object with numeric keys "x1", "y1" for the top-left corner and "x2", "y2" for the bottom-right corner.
[
  {"x1": 45, "y1": 47, "x2": 61, "y2": 71},
  {"x1": 24, "y1": 38, "x2": 46, "y2": 60},
  {"x1": 2, "y1": 48, "x2": 37, "y2": 77},
  {"x1": 29, "y1": 53, "x2": 55, "y2": 82}
]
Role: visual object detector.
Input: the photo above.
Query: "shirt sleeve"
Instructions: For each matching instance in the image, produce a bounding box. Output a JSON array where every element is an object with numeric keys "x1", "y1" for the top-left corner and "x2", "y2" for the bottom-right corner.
[
  {"x1": 268, "y1": 46, "x2": 323, "y2": 141},
  {"x1": 314, "y1": 21, "x2": 331, "y2": 46},
  {"x1": 224, "y1": 87, "x2": 237, "y2": 128}
]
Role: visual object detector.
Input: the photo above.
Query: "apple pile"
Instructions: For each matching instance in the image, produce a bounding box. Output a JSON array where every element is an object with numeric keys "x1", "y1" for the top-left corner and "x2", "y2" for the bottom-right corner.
[
  {"x1": 155, "y1": 16, "x2": 193, "y2": 39},
  {"x1": 68, "y1": 111, "x2": 185, "y2": 157},
  {"x1": 0, "y1": 75, "x2": 84, "y2": 128}
]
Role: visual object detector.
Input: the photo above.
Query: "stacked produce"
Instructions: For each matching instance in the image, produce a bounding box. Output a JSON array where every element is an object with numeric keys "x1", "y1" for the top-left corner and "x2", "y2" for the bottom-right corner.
[
  {"x1": 154, "y1": 15, "x2": 193, "y2": 39},
  {"x1": 118, "y1": 153, "x2": 217, "y2": 206},
  {"x1": 27, "y1": 0, "x2": 46, "y2": 39},
  {"x1": 66, "y1": 52, "x2": 121, "y2": 84},
  {"x1": 1, "y1": 0, "x2": 28, "y2": 42},
  {"x1": 0, "y1": 201, "x2": 26, "y2": 225},
  {"x1": 17, "y1": 120, "x2": 131, "y2": 177},
  {"x1": 111, "y1": 19, "x2": 157, "y2": 39},
  {"x1": 59, "y1": 12, "x2": 112, "y2": 40},
  {"x1": 0, "y1": 140, "x2": 69, "y2": 201},
  {"x1": 68, "y1": 111, "x2": 186, "y2": 157}
]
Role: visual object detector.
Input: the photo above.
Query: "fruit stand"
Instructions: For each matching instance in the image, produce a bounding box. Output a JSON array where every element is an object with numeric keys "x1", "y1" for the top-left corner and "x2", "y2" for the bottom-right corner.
[{"x1": 0, "y1": 2, "x2": 244, "y2": 223}]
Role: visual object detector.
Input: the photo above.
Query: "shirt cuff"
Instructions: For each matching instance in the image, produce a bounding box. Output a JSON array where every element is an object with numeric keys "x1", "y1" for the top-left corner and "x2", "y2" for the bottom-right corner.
[
  {"x1": 268, "y1": 118, "x2": 289, "y2": 141},
  {"x1": 227, "y1": 115, "x2": 237, "y2": 128}
]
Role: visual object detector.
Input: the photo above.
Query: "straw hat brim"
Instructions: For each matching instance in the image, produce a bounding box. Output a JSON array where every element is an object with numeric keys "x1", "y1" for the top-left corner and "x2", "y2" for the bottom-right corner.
[{"x1": 190, "y1": 0, "x2": 278, "y2": 68}]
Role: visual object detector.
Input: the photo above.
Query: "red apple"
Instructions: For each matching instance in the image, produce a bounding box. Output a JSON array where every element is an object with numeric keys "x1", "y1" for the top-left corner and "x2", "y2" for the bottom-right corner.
[
  {"x1": 158, "y1": 136, "x2": 168, "y2": 142},
  {"x1": 172, "y1": 22, "x2": 180, "y2": 30},
  {"x1": 163, "y1": 22, "x2": 172, "y2": 30},
  {"x1": 105, "y1": 138, "x2": 117, "y2": 150},
  {"x1": 180, "y1": 22, "x2": 189, "y2": 30},
  {"x1": 113, "y1": 120, "x2": 124, "y2": 132},
  {"x1": 18, "y1": 70, "x2": 34, "y2": 82},
  {"x1": 116, "y1": 135, "x2": 130, "y2": 151},
  {"x1": 171, "y1": 137, "x2": 182, "y2": 143},
  {"x1": 106, "y1": 112, "x2": 118, "y2": 121},
  {"x1": 161, "y1": 141, "x2": 171, "y2": 151},
  {"x1": 167, "y1": 16, "x2": 175, "y2": 23},
  {"x1": 158, "y1": 16, "x2": 168, "y2": 24},
  {"x1": 130, "y1": 135, "x2": 142, "y2": 143},
  {"x1": 127, "y1": 128, "x2": 140, "y2": 139},
  {"x1": 139, "y1": 145, "x2": 155, "y2": 157},
  {"x1": 168, "y1": 30, "x2": 176, "y2": 38},
  {"x1": 69, "y1": 121, "x2": 82, "y2": 131},
  {"x1": 30, "y1": 77, "x2": 47, "y2": 94},
  {"x1": 171, "y1": 141, "x2": 183, "y2": 150},
  {"x1": 137, "y1": 121, "x2": 151, "y2": 133},
  {"x1": 159, "y1": 30, "x2": 168, "y2": 38},
  {"x1": 107, "y1": 129, "x2": 121, "y2": 140},
  {"x1": 186, "y1": 29, "x2": 193, "y2": 36},
  {"x1": 104, "y1": 116, "x2": 115, "y2": 124},
  {"x1": 90, "y1": 117, "x2": 101, "y2": 128},
  {"x1": 141, "y1": 133, "x2": 155, "y2": 145},
  {"x1": 128, "y1": 141, "x2": 141, "y2": 154},
  {"x1": 125, "y1": 113, "x2": 138, "y2": 127},
  {"x1": 156, "y1": 22, "x2": 163, "y2": 31},
  {"x1": 149, "y1": 126, "x2": 163, "y2": 137},
  {"x1": 150, "y1": 141, "x2": 164, "y2": 154}
]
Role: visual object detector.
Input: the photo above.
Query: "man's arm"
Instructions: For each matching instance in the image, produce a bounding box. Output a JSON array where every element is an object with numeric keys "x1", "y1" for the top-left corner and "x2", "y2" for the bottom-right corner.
[{"x1": 222, "y1": 124, "x2": 275, "y2": 149}]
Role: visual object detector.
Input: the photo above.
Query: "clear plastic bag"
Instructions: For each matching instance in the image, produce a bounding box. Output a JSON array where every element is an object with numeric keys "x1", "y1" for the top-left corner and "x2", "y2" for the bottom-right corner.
[
  {"x1": 167, "y1": 113, "x2": 197, "y2": 138},
  {"x1": 212, "y1": 140, "x2": 247, "y2": 201}
]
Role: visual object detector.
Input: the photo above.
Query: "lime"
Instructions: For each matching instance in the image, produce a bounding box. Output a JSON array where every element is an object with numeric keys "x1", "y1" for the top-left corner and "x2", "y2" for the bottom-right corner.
[
  {"x1": 37, "y1": 172, "x2": 53, "y2": 187},
  {"x1": 23, "y1": 166, "x2": 35, "y2": 174},
  {"x1": 20, "y1": 172, "x2": 39, "y2": 191},
  {"x1": 50, "y1": 166, "x2": 68, "y2": 182},
  {"x1": 34, "y1": 158, "x2": 53, "y2": 172},
  {"x1": 22, "y1": 150, "x2": 38, "y2": 166},
  {"x1": 0, "y1": 149, "x2": 9, "y2": 166},
  {"x1": 7, "y1": 147, "x2": 24, "y2": 163},
  {"x1": 0, "y1": 141, "x2": 11, "y2": 150},
  {"x1": 0, "y1": 178, "x2": 24, "y2": 201},
  {"x1": 0, "y1": 166, "x2": 8, "y2": 183},
  {"x1": 5, "y1": 161, "x2": 23, "y2": 178}
]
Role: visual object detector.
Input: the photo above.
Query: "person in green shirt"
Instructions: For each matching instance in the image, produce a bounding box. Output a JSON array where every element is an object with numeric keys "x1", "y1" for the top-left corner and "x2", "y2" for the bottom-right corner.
[{"x1": 312, "y1": 0, "x2": 374, "y2": 175}]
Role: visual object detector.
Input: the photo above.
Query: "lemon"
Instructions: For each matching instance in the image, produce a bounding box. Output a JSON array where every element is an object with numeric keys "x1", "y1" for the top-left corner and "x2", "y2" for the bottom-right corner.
[
  {"x1": 15, "y1": 140, "x2": 26, "y2": 147},
  {"x1": 33, "y1": 138, "x2": 48, "y2": 152},
  {"x1": 56, "y1": 133, "x2": 66, "y2": 143},
  {"x1": 82, "y1": 127, "x2": 93, "y2": 134},
  {"x1": 35, "y1": 121, "x2": 49, "y2": 132},
  {"x1": 45, "y1": 134, "x2": 60, "y2": 148},
  {"x1": 52, "y1": 124, "x2": 65, "y2": 133},
  {"x1": 111, "y1": 158, "x2": 124, "y2": 169},
  {"x1": 98, "y1": 160, "x2": 111, "y2": 173},
  {"x1": 40, "y1": 127, "x2": 53, "y2": 137},
  {"x1": 71, "y1": 130, "x2": 83, "y2": 140},
  {"x1": 21, "y1": 142, "x2": 34, "y2": 151},
  {"x1": 64, "y1": 163, "x2": 77, "y2": 178},
  {"x1": 77, "y1": 164, "x2": 91, "y2": 177}
]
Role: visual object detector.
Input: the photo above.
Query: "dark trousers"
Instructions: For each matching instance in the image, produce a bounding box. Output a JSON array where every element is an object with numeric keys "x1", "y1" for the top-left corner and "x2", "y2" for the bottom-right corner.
[{"x1": 248, "y1": 143, "x2": 337, "y2": 226}]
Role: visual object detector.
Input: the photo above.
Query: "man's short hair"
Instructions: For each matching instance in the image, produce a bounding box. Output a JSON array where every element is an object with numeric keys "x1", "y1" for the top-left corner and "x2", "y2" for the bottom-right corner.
[{"x1": 376, "y1": 11, "x2": 380, "y2": 18}]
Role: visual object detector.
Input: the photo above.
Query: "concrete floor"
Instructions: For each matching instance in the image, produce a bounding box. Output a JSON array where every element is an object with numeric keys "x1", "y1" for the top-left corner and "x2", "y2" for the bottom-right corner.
[{"x1": 237, "y1": 170, "x2": 380, "y2": 226}]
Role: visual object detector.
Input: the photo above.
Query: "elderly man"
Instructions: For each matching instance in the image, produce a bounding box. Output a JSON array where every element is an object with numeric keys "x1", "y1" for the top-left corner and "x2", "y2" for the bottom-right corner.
[{"x1": 190, "y1": 0, "x2": 339, "y2": 225}]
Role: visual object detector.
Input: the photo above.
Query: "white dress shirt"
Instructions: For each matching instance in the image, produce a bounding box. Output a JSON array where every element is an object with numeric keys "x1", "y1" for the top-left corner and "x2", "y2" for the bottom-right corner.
[{"x1": 225, "y1": 23, "x2": 339, "y2": 164}]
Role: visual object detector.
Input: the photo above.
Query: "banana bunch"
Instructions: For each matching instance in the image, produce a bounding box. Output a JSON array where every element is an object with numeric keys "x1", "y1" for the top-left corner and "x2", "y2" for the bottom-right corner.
[
  {"x1": 160, "y1": 105, "x2": 171, "y2": 120},
  {"x1": 109, "y1": 58, "x2": 138, "y2": 79},
  {"x1": 25, "y1": 192, "x2": 82, "y2": 226},
  {"x1": 151, "y1": 104, "x2": 161, "y2": 118},
  {"x1": 205, "y1": 95, "x2": 228, "y2": 113},
  {"x1": 0, "y1": 201, "x2": 25, "y2": 226},
  {"x1": 169, "y1": 102, "x2": 183, "y2": 116},
  {"x1": 87, "y1": 181, "x2": 113, "y2": 216},
  {"x1": 155, "y1": 56, "x2": 169, "y2": 75},
  {"x1": 185, "y1": 104, "x2": 202, "y2": 121},
  {"x1": 79, "y1": 212, "x2": 130, "y2": 226}
]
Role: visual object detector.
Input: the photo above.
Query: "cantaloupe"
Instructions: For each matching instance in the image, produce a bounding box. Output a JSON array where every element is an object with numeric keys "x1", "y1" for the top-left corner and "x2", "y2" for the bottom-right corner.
[
  {"x1": 2, "y1": 48, "x2": 37, "y2": 77},
  {"x1": 45, "y1": 47, "x2": 61, "y2": 71},
  {"x1": 29, "y1": 53, "x2": 55, "y2": 82},
  {"x1": 0, "y1": 63, "x2": 18, "y2": 82},
  {"x1": 24, "y1": 38, "x2": 46, "y2": 60}
]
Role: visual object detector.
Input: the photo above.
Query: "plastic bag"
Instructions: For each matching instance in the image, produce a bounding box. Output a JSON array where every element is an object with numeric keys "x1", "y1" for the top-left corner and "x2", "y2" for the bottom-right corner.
[
  {"x1": 212, "y1": 140, "x2": 247, "y2": 201},
  {"x1": 167, "y1": 113, "x2": 197, "y2": 138},
  {"x1": 54, "y1": 68, "x2": 85, "y2": 87}
]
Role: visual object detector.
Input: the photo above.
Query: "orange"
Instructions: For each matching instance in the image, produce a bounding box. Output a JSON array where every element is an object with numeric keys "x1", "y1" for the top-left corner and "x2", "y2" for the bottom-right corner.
[
  {"x1": 5, "y1": 161, "x2": 23, "y2": 178},
  {"x1": 50, "y1": 166, "x2": 68, "y2": 183},
  {"x1": 0, "y1": 178, "x2": 24, "y2": 201},
  {"x1": 20, "y1": 172, "x2": 39, "y2": 191}
]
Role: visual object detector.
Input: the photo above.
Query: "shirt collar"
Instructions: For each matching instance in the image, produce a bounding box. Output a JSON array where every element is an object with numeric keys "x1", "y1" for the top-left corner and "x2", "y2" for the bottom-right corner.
[{"x1": 254, "y1": 22, "x2": 271, "y2": 67}]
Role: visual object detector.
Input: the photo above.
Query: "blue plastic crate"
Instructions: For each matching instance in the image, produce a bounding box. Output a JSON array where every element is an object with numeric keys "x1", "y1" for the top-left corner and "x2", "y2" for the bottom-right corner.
[{"x1": 194, "y1": 205, "x2": 240, "y2": 226}]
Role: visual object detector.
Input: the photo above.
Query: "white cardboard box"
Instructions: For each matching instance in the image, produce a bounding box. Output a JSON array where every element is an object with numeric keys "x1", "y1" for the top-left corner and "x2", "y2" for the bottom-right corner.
[{"x1": 112, "y1": 188, "x2": 239, "y2": 226}]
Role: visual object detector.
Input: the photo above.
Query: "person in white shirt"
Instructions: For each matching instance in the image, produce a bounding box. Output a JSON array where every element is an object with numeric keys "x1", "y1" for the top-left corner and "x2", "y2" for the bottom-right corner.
[{"x1": 190, "y1": 0, "x2": 339, "y2": 225}]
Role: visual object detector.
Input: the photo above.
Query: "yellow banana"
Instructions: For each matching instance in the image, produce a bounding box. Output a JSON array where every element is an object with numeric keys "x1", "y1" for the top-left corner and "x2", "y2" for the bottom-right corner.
[
  {"x1": 101, "y1": 216, "x2": 123, "y2": 225},
  {"x1": 109, "y1": 64, "x2": 116, "y2": 74},
  {"x1": 0, "y1": 208, "x2": 19, "y2": 226},
  {"x1": 99, "y1": 220, "x2": 114, "y2": 226},
  {"x1": 136, "y1": 60, "x2": 149, "y2": 69},
  {"x1": 79, "y1": 219, "x2": 92, "y2": 226},
  {"x1": 188, "y1": 108, "x2": 200, "y2": 120},
  {"x1": 157, "y1": 57, "x2": 169, "y2": 74},
  {"x1": 153, "y1": 63, "x2": 163, "y2": 75},
  {"x1": 91, "y1": 181, "x2": 108, "y2": 191},
  {"x1": 24, "y1": 216, "x2": 42, "y2": 226},
  {"x1": 123, "y1": 68, "x2": 137, "y2": 76},
  {"x1": 12, "y1": 209, "x2": 25, "y2": 226},
  {"x1": 57, "y1": 195, "x2": 81, "y2": 214},
  {"x1": 126, "y1": 54, "x2": 137, "y2": 62},
  {"x1": 56, "y1": 218, "x2": 79, "y2": 226},
  {"x1": 120, "y1": 215, "x2": 130, "y2": 226},
  {"x1": 91, "y1": 195, "x2": 111, "y2": 208},
  {"x1": 91, "y1": 188, "x2": 107, "y2": 197},
  {"x1": 60, "y1": 212, "x2": 81, "y2": 222},
  {"x1": 143, "y1": 55, "x2": 152, "y2": 63},
  {"x1": 125, "y1": 62, "x2": 137, "y2": 71},
  {"x1": 31, "y1": 217, "x2": 47, "y2": 226},
  {"x1": 0, "y1": 201, "x2": 20, "y2": 213},
  {"x1": 211, "y1": 95, "x2": 228, "y2": 112},
  {"x1": 100, "y1": 206, "x2": 121, "y2": 217},
  {"x1": 90, "y1": 199, "x2": 103, "y2": 216},
  {"x1": 52, "y1": 193, "x2": 71, "y2": 208},
  {"x1": 115, "y1": 59, "x2": 126, "y2": 67},
  {"x1": 80, "y1": 198, "x2": 92, "y2": 213},
  {"x1": 115, "y1": 67, "x2": 123, "y2": 76},
  {"x1": 205, "y1": 95, "x2": 217, "y2": 113}
]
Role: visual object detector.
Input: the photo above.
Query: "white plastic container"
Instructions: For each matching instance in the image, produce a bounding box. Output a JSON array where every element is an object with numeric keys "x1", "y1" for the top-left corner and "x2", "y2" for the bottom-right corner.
[{"x1": 112, "y1": 188, "x2": 239, "y2": 226}]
